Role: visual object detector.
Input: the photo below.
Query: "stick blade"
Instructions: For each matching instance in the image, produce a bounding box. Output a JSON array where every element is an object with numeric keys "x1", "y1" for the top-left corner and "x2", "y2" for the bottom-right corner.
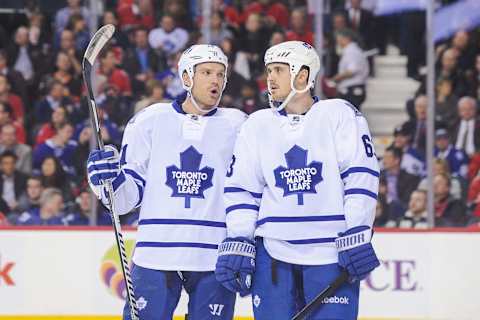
[{"x1": 83, "y1": 24, "x2": 115, "y2": 66}]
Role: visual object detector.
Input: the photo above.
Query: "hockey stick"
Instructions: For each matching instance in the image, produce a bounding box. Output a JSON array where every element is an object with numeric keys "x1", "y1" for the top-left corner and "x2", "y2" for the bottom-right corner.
[
  {"x1": 82, "y1": 24, "x2": 139, "y2": 320},
  {"x1": 291, "y1": 270, "x2": 349, "y2": 320}
]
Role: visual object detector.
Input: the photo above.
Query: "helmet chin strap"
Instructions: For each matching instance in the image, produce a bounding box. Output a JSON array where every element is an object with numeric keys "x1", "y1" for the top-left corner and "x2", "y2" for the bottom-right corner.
[
  {"x1": 268, "y1": 72, "x2": 313, "y2": 112},
  {"x1": 185, "y1": 74, "x2": 222, "y2": 114}
]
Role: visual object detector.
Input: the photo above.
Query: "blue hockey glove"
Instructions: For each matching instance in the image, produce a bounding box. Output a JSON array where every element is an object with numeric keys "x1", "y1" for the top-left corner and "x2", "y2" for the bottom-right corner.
[
  {"x1": 87, "y1": 145, "x2": 120, "y2": 200},
  {"x1": 336, "y1": 225, "x2": 380, "y2": 282},
  {"x1": 215, "y1": 237, "x2": 255, "y2": 297}
]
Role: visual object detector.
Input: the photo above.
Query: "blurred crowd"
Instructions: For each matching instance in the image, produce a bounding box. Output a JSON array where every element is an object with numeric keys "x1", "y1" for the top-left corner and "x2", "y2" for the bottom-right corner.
[
  {"x1": 376, "y1": 27, "x2": 480, "y2": 229},
  {"x1": 0, "y1": 0, "x2": 477, "y2": 228}
]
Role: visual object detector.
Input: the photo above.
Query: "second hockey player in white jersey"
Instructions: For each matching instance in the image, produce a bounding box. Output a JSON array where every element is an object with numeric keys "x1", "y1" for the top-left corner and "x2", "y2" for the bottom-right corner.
[
  {"x1": 215, "y1": 41, "x2": 380, "y2": 319},
  {"x1": 87, "y1": 44, "x2": 246, "y2": 320}
]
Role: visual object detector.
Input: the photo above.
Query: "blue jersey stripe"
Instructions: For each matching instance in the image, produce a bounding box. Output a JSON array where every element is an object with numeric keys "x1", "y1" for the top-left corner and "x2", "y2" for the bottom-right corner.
[
  {"x1": 257, "y1": 215, "x2": 345, "y2": 226},
  {"x1": 136, "y1": 241, "x2": 218, "y2": 249},
  {"x1": 286, "y1": 237, "x2": 336, "y2": 244},
  {"x1": 344, "y1": 188, "x2": 378, "y2": 200},
  {"x1": 139, "y1": 219, "x2": 226, "y2": 228},
  {"x1": 124, "y1": 168, "x2": 146, "y2": 186},
  {"x1": 224, "y1": 187, "x2": 262, "y2": 198},
  {"x1": 340, "y1": 167, "x2": 380, "y2": 179},
  {"x1": 112, "y1": 170, "x2": 126, "y2": 192},
  {"x1": 226, "y1": 204, "x2": 260, "y2": 214}
]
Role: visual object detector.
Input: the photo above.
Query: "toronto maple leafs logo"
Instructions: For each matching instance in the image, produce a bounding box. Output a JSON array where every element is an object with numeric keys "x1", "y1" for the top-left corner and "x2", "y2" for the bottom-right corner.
[
  {"x1": 273, "y1": 145, "x2": 323, "y2": 205},
  {"x1": 166, "y1": 146, "x2": 214, "y2": 208}
]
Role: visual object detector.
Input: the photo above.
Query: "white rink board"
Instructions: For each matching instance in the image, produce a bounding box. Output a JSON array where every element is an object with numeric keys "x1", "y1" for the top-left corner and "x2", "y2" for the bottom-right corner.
[{"x1": 0, "y1": 229, "x2": 479, "y2": 319}]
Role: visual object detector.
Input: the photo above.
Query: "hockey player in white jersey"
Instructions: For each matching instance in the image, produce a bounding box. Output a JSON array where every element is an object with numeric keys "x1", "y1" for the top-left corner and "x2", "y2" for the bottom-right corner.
[
  {"x1": 215, "y1": 41, "x2": 380, "y2": 319},
  {"x1": 87, "y1": 44, "x2": 246, "y2": 319}
]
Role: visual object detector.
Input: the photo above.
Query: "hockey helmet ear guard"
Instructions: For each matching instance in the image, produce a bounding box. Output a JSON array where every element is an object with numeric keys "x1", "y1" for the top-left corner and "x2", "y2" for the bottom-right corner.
[
  {"x1": 178, "y1": 44, "x2": 229, "y2": 113},
  {"x1": 264, "y1": 41, "x2": 321, "y2": 111}
]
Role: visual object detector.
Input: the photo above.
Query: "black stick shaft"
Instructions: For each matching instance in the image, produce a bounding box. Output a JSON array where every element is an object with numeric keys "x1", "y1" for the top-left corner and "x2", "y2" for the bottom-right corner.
[
  {"x1": 82, "y1": 61, "x2": 139, "y2": 320},
  {"x1": 291, "y1": 270, "x2": 349, "y2": 320}
]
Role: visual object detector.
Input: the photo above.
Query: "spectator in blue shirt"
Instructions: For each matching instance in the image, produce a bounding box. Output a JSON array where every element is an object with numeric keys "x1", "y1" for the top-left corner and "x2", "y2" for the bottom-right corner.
[
  {"x1": 15, "y1": 188, "x2": 66, "y2": 226},
  {"x1": 33, "y1": 122, "x2": 78, "y2": 176}
]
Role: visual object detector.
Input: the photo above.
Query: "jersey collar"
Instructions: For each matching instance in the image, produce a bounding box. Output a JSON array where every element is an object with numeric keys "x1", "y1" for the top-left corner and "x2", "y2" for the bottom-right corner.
[
  {"x1": 277, "y1": 96, "x2": 319, "y2": 116},
  {"x1": 172, "y1": 94, "x2": 218, "y2": 117}
]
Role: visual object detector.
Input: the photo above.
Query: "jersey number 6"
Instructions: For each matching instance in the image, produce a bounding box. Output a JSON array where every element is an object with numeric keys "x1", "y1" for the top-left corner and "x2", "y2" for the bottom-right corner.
[{"x1": 362, "y1": 135, "x2": 374, "y2": 158}]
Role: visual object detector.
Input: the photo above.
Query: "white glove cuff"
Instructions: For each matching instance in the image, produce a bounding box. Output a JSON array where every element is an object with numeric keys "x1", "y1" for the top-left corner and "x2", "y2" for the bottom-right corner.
[{"x1": 218, "y1": 241, "x2": 256, "y2": 258}]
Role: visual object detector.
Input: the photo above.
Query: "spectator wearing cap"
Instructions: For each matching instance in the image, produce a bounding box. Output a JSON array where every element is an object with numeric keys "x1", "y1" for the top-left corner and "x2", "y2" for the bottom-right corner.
[
  {"x1": 0, "y1": 151, "x2": 27, "y2": 212},
  {"x1": 330, "y1": 28, "x2": 369, "y2": 110},
  {"x1": 380, "y1": 146, "x2": 421, "y2": 216},
  {"x1": 0, "y1": 123, "x2": 32, "y2": 175},
  {"x1": 148, "y1": 14, "x2": 189, "y2": 56},
  {"x1": 285, "y1": 8, "x2": 314, "y2": 45},
  {"x1": 123, "y1": 27, "x2": 165, "y2": 98},
  {"x1": 433, "y1": 173, "x2": 467, "y2": 227},
  {"x1": 385, "y1": 190, "x2": 428, "y2": 229},
  {"x1": 434, "y1": 128, "x2": 469, "y2": 179},
  {"x1": 450, "y1": 96, "x2": 480, "y2": 157},
  {"x1": 392, "y1": 122, "x2": 425, "y2": 177},
  {"x1": 14, "y1": 188, "x2": 66, "y2": 226}
]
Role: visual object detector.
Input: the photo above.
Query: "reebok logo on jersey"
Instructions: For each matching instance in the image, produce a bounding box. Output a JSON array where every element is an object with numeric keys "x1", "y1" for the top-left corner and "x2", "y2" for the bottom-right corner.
[
  {"x1": 166, "y1": 146, "x2": 214, "y2": 208},
  {"x1": 209, "y1": 304, "x2": 224, "y2": 316},
  {"x1": 322, "y1": 295, "x2": 349, "y2": 305},
  {"x1": 273, "y1": 145, "x2": 323, "y2": 205},
  {"x1": 136, "y1": 296, "x2": 148, "y2": 310}
]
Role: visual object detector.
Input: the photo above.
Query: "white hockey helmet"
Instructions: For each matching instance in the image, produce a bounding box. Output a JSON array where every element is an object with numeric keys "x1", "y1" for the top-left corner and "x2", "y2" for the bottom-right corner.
[
  {"x1": 264, "y1": 41, "x2": 320, "y2": 111},
  {"x1": 178, "y1": 44, "x2": 229, "y2": 92}
]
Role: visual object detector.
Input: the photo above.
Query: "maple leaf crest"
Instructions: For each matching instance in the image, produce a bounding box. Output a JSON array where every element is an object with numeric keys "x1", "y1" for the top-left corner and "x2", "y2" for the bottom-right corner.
[
  {"x1": 166, "y1": 146, "x2": 214, "y2": 208},
  {"x1": 273, "y1": 145, "x2": 323, "y2": 205}
]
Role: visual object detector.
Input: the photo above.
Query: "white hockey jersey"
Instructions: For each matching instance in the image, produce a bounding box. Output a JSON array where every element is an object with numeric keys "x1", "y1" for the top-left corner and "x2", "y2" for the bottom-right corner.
[
  {"x1": 111, "y1": 101, "x2": 246, "y2": 271},
  {"x1": 224, "y1": 99, "x2": 379, "y2": 265}
]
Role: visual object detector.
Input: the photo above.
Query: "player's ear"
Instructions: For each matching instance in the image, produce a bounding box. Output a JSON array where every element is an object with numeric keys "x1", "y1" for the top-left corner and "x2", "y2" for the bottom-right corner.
[
  {"x1": 294, "y1": 68, "x2": 309, "y2": 90},
  {"x1": 182, "y1": 71, "x2": 191, "y2": 88}
]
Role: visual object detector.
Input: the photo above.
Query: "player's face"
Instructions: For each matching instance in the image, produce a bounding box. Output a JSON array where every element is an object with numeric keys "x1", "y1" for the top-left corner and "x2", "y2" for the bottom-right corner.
[
  {"x1": 266, "y1": 63, "x2": 291, "y2": 101},
  {"x1": 191, "y1": 62, "x2": 225, "y2": 109}
]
